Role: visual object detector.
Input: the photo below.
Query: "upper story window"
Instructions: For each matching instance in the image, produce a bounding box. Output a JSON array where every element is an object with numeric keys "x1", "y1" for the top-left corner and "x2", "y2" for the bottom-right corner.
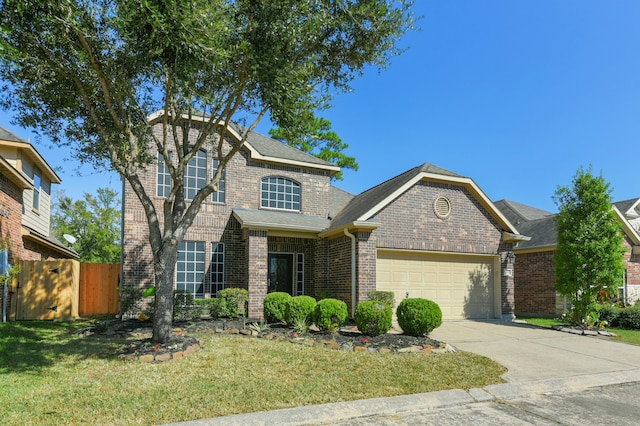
[
  {"x1": 184, "y1": 149, "x2": 207, "y2": 200},
  {"x1": 33, "y1": 168, "x2": 41, "y2": 210},
  {"x1": 157, "y1": 152, "x2": 172, "y2": 197},
  {"x1": 261, "y1": 176, "x2": 301, "y2": 211},
  {"x1": 212, "y1": 159, "x2": 225, "y2": 204}
]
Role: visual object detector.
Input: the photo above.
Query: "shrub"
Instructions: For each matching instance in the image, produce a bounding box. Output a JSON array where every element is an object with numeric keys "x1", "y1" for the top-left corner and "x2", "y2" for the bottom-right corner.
[
  {"x1": 396, "y1": 298, "x2": 442, "y2": 336},
  {"x1": 172, "y1": 290, "x2": 204, "y2": 321},
  {"x1": 354, "y1": 300, "x2": 392, "y2": 337},
  {"x1": 263, "y1": 292, "x2": 292, "y2": 323},
  {"x1": 313, "y1": 298, "x2": 348, "y2": 331},
  {"x1": 118, "y1": 286, "x2": 144, "y2": 318},
  {"x1": 617, "y1": 306, "x2": 640, "y2": 330},
  {"x1": 598, "y1": 304, "x2": 621, "y2": 327},
  {"x1": 284, "y1": 295, "x2": 317, "y2": 325},
  {"x1": 367, "y1": 290, "x2": 395, "y2": 308},
  {"x1": 206, "y1": 297, "x2": 229, "y2": 319},
  {"x1": 218, "y1": 288, "x2": 249, "y2": 318}
]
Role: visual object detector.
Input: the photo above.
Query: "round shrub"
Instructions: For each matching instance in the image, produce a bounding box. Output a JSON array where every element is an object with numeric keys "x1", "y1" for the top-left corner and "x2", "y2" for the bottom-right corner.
[
  {"x1": 285, "y1": 295, "x2": 317, "y2": 325},
  {"x1": 313, "y1": 298, "x2": 348, "y2": 331},
  {"x1": 598, "y1": 304, "x2": 621, "y2": 327},
  {"x1": 354, "y1": 300, "x2": 392, "y2": 337},
  {"x1": 396, "y1": 298, "x2": 442, "y2": 336},
  {"x1": 263, "y1": 292, "x2": 292, "y2": 323}
]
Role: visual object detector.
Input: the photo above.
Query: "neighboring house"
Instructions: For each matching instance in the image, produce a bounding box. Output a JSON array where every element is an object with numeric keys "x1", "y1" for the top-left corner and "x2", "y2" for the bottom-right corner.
[
  {"x1": 121, "y1": 113, "x2": 528, "y2": 320},
  {"x1": 495, "y1": 199, "x2": 640, "y2": 317},
  {"x1": 0, "y1": 127, "x2": 77, "y2": 263}
]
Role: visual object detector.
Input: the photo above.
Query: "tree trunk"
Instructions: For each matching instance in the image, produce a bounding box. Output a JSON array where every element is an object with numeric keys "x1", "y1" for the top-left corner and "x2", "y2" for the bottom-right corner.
[{"x1": 152, "y1": 245, "x2": 179, "y2": 343}]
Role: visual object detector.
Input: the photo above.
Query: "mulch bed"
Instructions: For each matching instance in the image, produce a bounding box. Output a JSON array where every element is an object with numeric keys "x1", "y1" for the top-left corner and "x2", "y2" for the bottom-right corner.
[{"x1": 80, "y1": 318, "x2": 448, "y2": 362}]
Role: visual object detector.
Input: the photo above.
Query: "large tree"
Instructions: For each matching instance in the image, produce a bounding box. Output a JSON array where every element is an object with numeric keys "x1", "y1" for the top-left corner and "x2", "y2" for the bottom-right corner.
[
  {"x1": 0, "y1": 0, "x2": 414, "y2": 342},
  {"x1": 553, "y1": 166, "x2": 626, "y2": 325},
  {"x1": 51, "y1": 188, "x2": 121, "y2": 263},
  {"x1": 269, "y1": 116, "x2": 358, "y2": 180}
]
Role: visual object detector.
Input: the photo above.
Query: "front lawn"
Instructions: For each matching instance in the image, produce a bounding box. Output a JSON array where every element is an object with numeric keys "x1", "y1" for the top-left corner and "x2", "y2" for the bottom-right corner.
[
  {"x1": 519, "y1": 316, "x2": 640, "y2": 345},
  {"x1": 0, "y1": 321, "x2": 505, "y2": 425}
]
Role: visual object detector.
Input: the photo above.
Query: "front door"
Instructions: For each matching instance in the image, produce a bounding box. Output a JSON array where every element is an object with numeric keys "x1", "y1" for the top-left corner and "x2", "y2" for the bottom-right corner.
[{"x1": 268, "y1": 253, "x2": 293, "y2": 294}]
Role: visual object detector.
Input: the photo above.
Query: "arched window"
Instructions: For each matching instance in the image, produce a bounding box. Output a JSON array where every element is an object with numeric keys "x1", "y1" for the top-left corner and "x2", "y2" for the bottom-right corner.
[{"x1": 261, "y1": 176, "x2": 301, "y2": 211}]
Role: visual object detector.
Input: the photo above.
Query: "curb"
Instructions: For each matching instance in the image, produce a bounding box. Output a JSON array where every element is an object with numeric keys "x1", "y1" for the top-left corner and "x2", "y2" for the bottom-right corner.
[{"x1": 164, "y1": 369, "x2": 640, "y2": 425}]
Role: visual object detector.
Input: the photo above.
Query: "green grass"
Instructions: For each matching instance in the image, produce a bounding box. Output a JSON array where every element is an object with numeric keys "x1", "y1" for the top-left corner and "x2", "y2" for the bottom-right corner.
[
  {"x1": 519, "y1": 316, "x2": 640, "y2": 345},
  {"x1": 0, "y1": 321, "x2": 505, "y2": 425}
]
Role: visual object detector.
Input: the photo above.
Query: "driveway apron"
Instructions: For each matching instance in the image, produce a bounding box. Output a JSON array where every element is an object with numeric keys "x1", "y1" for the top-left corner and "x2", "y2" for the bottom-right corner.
[{"x1": 429, "y1": 320, "x2": 640, "y2": 382}]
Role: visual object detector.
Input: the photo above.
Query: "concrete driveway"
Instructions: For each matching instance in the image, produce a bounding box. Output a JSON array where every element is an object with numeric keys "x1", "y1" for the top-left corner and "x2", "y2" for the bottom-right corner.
[{"x1": 429, "y1": 320, "x2": 640, "y2": 382}]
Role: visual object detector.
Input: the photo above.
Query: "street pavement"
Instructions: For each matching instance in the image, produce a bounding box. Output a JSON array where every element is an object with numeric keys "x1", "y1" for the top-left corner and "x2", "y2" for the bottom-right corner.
[{"x1": 168, "y1": 320, "x2": 640, "y2": 425}]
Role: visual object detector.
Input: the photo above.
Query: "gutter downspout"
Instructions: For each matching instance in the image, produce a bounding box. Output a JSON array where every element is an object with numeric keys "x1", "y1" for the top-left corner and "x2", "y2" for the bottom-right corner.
[{"x1": 343, "y1": 228, "x2": 357, "y2": 318}]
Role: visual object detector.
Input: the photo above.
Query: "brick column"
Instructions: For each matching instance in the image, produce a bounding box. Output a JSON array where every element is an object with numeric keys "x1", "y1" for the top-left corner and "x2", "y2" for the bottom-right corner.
[
  {"x1": 501, "y1": 250, "x2": 515, "y2": 321},
  {"x1": 246, "y1": 230, "x2": 268, "y2": 320},
  {"x1": 355, "y1": 231, "x2": 377, "y2": 309}
]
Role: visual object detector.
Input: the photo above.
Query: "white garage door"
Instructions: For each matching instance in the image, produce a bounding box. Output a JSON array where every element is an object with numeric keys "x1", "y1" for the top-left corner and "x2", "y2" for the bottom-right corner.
[{"x1": 376, "y1": 250, "x2": 499, "y2": 320}]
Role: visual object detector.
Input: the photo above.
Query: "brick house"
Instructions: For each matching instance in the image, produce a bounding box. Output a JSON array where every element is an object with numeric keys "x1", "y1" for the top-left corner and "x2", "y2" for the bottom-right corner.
[
  {"x1": 0, "y1": 127, "x2": 78, "y2": 263},
  {"x1": 495, "y1": 199, "x2": 640, "y2": 317},
  {"x1": 121, "y1": 114, "x2": 527, "y2": 320}
]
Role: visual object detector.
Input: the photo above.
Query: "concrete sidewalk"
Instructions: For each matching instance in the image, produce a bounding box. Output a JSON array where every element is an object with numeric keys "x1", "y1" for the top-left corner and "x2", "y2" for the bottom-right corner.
[{"x1": 167, "y1": 321, "x2": 640, "y2": 425}]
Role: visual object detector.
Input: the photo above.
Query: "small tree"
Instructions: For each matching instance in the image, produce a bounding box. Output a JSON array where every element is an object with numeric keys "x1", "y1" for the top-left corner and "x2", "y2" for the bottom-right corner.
[
  {"x1": 51, "y1": 188, "x2": 121, "y2": 263},
  {"x1": 553, "y1": 166, "x2": 626, "y2": 325}
]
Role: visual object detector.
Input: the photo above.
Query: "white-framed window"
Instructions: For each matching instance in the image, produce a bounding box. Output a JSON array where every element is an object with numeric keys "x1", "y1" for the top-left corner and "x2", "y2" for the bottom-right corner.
[
  {"x1": 210, "y1": 242, "x2": 225, "y2": 295},
  {"x1": 295, "y1": 253, "x2": 304, "y2": 296},
  {"x1": 33, "y1": 168, "x2": 41, "y2": 210},
  {"x1": 176, "y1": 241, "x2": 206, "y2": 299},
  {"x1": 211, "y1": 159, "x2": 225, "y2": 204},
  {"x1": 184, "y1": 149, "x2": 207, "y2": 200},
  {"x1": 157, "y1": 152, "x2": 172, "y2": 197},
  {"x1": 261, "y1": 176, "x2": 301, "y2": 211}
]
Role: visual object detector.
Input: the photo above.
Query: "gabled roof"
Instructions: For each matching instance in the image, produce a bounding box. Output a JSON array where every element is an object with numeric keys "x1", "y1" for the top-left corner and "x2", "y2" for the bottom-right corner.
[
  {"x1": 614, "y1": 198, "x2": 640, "y2": 219},
  {"x1": 329, "y1": 162, "x2": 520, "y2": 235},
  {"x1": 496, "y1": 199, "x2": 640, "y2": 252},
  {"x1": 329, "y1": 185, "x2": 355, "y2": 220},
  {"x1": 0, "y1": 126, "x2": 62, "y2": 184},
  {"x1": 493, "y1": 199, "x2": 555, "y2": 226},
  {"x1": 146, "y1": 111, "x2": 338, "y2": 173}
]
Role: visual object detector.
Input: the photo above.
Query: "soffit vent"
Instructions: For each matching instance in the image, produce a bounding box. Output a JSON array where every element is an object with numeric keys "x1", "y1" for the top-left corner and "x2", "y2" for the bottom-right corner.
[{"x1": 434, "y1": 196, "x2": 451, "y2": 219}]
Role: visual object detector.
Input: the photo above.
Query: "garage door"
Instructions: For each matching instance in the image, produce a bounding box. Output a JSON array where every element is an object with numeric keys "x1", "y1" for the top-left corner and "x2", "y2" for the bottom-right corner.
[{"x1": 376, "y1": 250, "x2": 498, "y2": 320}]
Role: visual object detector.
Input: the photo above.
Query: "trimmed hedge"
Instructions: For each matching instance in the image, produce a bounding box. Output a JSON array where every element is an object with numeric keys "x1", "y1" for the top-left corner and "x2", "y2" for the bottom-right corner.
[
  {"x1": 218, "y1": 288, "x2": 248, "y2": 318},
  {"x1": 354, "y1": 300, "x2": 392, "y2": 337},
  {"x1": 263, "y1": 292, "x2": 292, "y2": 323},
  {"x1": 313, "y1": 298, "x2": 348, "y2": 331},
  {"x1": 285, "y1": 295, "x2": 317, "y2": 325},
  {"x1": 617, "y1": 306, "x2": 640, "y2": 330},
  {"x1": 367, "y1": 290, "x2": 395, "y2": 308},
  {"x1": 396, "y1": 298, "x2": 442, "y2": 336}
]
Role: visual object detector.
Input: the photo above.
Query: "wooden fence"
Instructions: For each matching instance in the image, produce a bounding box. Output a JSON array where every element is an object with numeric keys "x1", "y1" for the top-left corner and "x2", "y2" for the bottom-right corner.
[{"x1": 9, "y1": 260, "x2": 120, "y2": 321}]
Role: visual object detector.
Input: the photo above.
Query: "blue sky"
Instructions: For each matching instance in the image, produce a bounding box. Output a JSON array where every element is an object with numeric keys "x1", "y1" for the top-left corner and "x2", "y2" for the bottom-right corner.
[{"x1": 2, "y1": 1, "x2": 639, "y2": 213}]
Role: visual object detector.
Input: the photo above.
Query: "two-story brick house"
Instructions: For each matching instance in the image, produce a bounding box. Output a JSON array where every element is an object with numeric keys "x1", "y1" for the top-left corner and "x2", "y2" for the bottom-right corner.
[
  {"x1": 0, "y1": 126, "x2": 77, "y2": 263},
  {"x1": 122, "y1": 113, "x2": 526, "y2": 320}
]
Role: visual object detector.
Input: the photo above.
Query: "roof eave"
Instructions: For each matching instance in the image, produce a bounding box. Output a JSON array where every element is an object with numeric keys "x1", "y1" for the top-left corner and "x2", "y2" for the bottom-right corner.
[
  {"x1": 356, "y1": 172, "x2": 520, "y2": 234},
  {"x1": 147, "y1": 110, "x2": 339, "y2": 174},
  {"x1": 232, "y1": 211, "x2": 328, "y2": 236},
  {"x1": 319, "y1": 221, "x2": 381, "y2": 238},
  {"x1": 0, "y1": 157, "x2": 33, "y2": 189},
  {"x1": 21, "y1": 227, "x2": 79, "y2": 258}
]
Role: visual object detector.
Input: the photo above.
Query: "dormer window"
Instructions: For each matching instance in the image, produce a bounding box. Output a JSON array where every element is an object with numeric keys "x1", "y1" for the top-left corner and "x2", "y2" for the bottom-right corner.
[{"x1": 261, "y1": 176, "x2": 301, "y2": 211}]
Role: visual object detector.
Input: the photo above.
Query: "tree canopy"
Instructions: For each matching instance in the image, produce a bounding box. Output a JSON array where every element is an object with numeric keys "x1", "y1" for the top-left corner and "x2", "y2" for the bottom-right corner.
[
  {"x1": 269, "y1": 116, "x2": 358, "y2": 180},
  {"x1": 51, "y1": 188, "x2": 121, "y2": 263},
  {"x1": 553, "y1": 166, "x2": 626, "y2": 325},
  {"x1": 0, "y1": 0, "x2": 414, "y2": 342}
]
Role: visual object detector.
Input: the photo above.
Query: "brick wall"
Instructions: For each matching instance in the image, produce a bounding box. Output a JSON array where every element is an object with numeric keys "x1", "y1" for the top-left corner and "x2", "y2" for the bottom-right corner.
[
  {"x1": 513, "y1": 250, "x2": 556, "y2": 317},
  {"x1": 374, "y1": 181, "x2": 503, "y2": 254}
]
